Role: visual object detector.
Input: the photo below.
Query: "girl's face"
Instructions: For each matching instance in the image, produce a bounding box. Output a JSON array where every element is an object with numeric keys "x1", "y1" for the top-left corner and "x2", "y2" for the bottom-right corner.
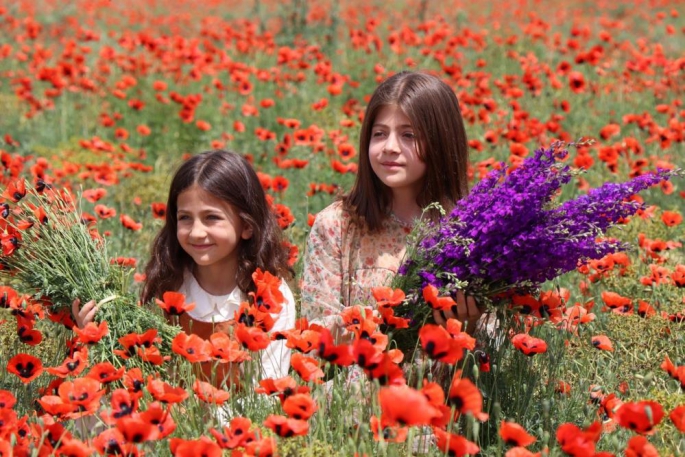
[
  {"x1": 368, "y1": 104, "x2": 427, "y2": 200},
  {"x1": 176, "y1": 185, "x2": 252, "y2": 274}
]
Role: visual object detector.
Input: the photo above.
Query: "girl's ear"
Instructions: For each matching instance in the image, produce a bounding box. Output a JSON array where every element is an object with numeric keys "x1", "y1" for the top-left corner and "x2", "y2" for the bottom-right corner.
[{"x1": 241, "y1": 223, "x2": 254, "y2": 240}]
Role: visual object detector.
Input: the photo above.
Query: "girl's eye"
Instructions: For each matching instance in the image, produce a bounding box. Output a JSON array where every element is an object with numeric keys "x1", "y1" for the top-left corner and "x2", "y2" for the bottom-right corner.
[
  {"x1": 206, "y1": 214, "x2": 222, "y2": 221},
  {"x1": 372, "y1": 131, "x2": 386, "y2": 137},
  {"x1": 177, "y1": 215, "x2": 189, "y2": 221}
]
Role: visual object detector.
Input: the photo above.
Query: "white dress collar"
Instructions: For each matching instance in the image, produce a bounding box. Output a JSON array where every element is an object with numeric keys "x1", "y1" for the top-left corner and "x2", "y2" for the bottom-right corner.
[{"x1": 182, "y1": 272, "x2": 245, "y2": 323}]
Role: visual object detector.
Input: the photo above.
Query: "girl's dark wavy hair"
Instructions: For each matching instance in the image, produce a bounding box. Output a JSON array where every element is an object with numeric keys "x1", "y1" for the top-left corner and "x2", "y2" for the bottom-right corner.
[
  {"x1": 141, "y1": 149, "x2": 293, "y2": 304},
  {"x1": 343, "y1": 70, "x2": 470, "y2": 231}
]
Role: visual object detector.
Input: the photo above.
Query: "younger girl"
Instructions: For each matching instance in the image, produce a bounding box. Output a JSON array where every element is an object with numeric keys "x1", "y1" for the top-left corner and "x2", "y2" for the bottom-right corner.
[
  {"x1": 75, "y1": 149, "x2": 295, "y2": 387},
  {"x1": 301, "y1": 70, "x2": 483, "y2": 338}
]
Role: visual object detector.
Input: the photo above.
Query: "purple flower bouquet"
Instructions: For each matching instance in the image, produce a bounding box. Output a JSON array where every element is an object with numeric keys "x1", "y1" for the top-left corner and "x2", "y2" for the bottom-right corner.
[{"x1": 389, "y1": 141, "x2": 680, "y2": 349}]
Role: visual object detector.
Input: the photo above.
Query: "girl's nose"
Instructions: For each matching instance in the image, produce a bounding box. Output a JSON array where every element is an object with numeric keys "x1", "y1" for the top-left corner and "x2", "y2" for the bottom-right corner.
[
  {"x1": 189, "y1": 220, "x2": 207, "y2": 238},
  {"x1": 384, "y1": 132, "x2": 400, "y2": 153}
]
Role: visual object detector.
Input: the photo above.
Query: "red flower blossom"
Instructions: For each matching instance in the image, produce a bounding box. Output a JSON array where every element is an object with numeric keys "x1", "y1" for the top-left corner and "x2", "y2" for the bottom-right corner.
[
  {"x1": 379, "y1": 385, "x2": 441, "y2": 427},
  {"x1": 448, "y1": 371, "x2": 489, "y2": 421},
  {"x1": 120, "y1": 214, "x2": 142, "y2": 231},
  {"x1": 615, "y1": 401, "x2": 664, "y2": 435},
  {"x1": 625, "y1": 435, "x2": 659, "y2": 457},
  {"x1": 282, "y1": 393, "x2": 318, "y2": 420},
  {"x1": 591, "y1": 335, "x2": 614, "y2": 351},
  {"x1": 263, "y1": 414, "x2": 309, "y2": 437},
  {"x1": 433, "y1": 427, "x2": 480, "y2": 456},
  {"x1": 151, "y1": 202, "x2": 166, "y2": 219},
  {"x1": 316, "y1": 328, "x2": 353, "y2": 366},
  {"x1": 670, "y1": 405, "x2": 685, "y2": 432},
  {"x1": 511, "y1": 333, "x2": 548, "y2": 356},
  {"x1": 290, "y1": 352, "x2": 324, "y2": 383},
  {"x1": 157, "y1": 291, "x2": 195, "y2": 315},
  {"x1": 7, "y1": 353, "x2": 43, "y2": 383},
  {"x1": 193, "y1": 379, "x2": 230, "y2": 405},
  {"x1": 500, "y1": 421, "x2": 536, "y2": 447},
  {"x1": 73, "y1": 320, "x2": 108, "y2": 344},
  {"x1": 85, "y1": 362, "x2": 125, "y2": 384}
]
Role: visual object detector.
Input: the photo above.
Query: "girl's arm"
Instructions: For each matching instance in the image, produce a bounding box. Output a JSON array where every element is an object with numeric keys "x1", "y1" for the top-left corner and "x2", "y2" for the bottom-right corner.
[{"x1": 260, "y1": 281, "x2": 297, "y2": 379}]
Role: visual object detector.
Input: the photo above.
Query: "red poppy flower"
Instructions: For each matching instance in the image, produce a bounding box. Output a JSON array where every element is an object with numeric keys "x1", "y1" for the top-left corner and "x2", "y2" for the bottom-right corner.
[
  {"x1": 556, "y1": 421, "x2": 601, "y2": 456},
  {"x1": 282, "y1": 393, "x2": 318, "y2": 420},
  {"x1": 56, "y1": 438, "x2": 96, "y2": 457},
  {"x1": 139, "y1": 401, "x2": 176, "y2": 438},
  {"x1": 419, "y1": 324, "x2": 466, "y2": 364},
  {"x1": 94, "y1": 204, "x2": 116, "y2": 219},
  {"x1": 120, "y1": 214, "x2": 142, "y2": 231},
  {"x1": 235, "y1": 323, "x2": 271, "y2": 352},
  {"x1": 379, "y1": 385, "x2": 441, "y2": 427},
  {"x1": 93, "y1": 428, "x2": 140, "y2": 457},
  {"x1": 243, "y1": 437, "x2": 276, "y2": 457},
  {"x1": 601, "y1": 291, "x2": 632, "y2": 311},
  {"x1": 372, "y1": 286, "x2": 405, "y2": 309},
  {"x1": 7, "y1": 353, "x2": 43, "y2": 383},
  {"x1": 511, "y1": 333, "x2": 548, "y2": 356},
  {"x1": 433, "y1": 427, "x2": 480, "y2": 456},
  {"x1": 73, "y1": 320, "x2": 108, "y2": 344},
  {"x1": 661, "y1": 210, "x2": 682, "y2": 227},
  {"x1": 170, "y1": 436, "x2": 222, "y2": 457},
  {"x1": 122, "y1": 367, "x2": 145, "y2": 397},
  {"x1": 16, "y1": 316, "x2": 42, "y2": 346},
  {"x1": 290, "y1": 352, "x2": 324, "y2": 383},
  {"x1": 0, "y1": 389, "x2": 16, "y2": 409},
  {"x1": 670, "y1": 405, "x2": 685, "y2": 432},
  {"x1": 353, "y1": 338, "x2": 384, "y2": 371},
  {"x1": 250, "y1": 269, "x2": 284, "y2": 314},
  {"x1": 116, "y1": 416, "x2": 160, "y2": 443},
  {"x1": 193, "y1": 379, "x2": 230, "y2": 405},
  {"x1": 115, "y1": 329, "x2": 161, "y2": 359},
  {"x1": 235, "y1": 302, "x2": 274, "y2": 332},
  {"x1": 625, "y1": 435, "x2": 659, "y2": 457},
  {"x1": 422, "y1": 284, "x2": 456, "y2": 311},
  {"x1": 316, "y1": 328, "x2": 353, "y2": 366},
  {"x1": 591, "y1": 335, "x2": 614, "y2": 351},
  {"x1": 370, "y1": 415, "x2": 408, "y2": 443},
  {"x1": 2, "y1": 179, "x2": 26, "y2": 203},
  {"x1": 148, "y1": 202, "x2": 166, "y2": 220},
  {"x1": 47, "y1": 347, "x2": 88, "y2": 378},
  {"x1": 500, "y1": 421, "x2": 536, "y2": 447},
  {"x1": 101, "y1": 388, "x2": 139, "y2": 424},
  {"x1": 378, "y1": 307, "x2": 410, "y2": 329},
  {"x1": 448, "y1": 371, "x2": 489, "y2": 421},
  {"x1": 208, "y1": 332, "x2": 250, "y2": 363},
  {"x1": 255, "y1": 376, "x2": 309, "y2": 402},
  {"x1": 86, "y1": 362, "x2": 125, "y2": 384},
  {"x1": 1, "y1": 230, "x2": 21, "y2": 256},
  {"x1": 277, "y1": 327, "x2": 320, "y2": 354},
  {"x1": 263, "y1": 414, "x2": 309, "y2": 437},
  {"x1": 147, "y1": 376, "x2": 189, "y2": 404},
  {"x1": 210, "y1": 417, "x2": 256, "y2": 449},
  {"x1": 615, "y1": 401, "x2": 664, "y2": 434},
  {"x1": 172, "y1": 332, "x2": 211, "y2": 363}
]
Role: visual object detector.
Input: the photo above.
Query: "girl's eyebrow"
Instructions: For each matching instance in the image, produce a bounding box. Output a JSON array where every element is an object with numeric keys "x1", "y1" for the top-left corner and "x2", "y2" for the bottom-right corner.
[{"x1": 372, "y1": 122, "x2": 414, "y2": 128}]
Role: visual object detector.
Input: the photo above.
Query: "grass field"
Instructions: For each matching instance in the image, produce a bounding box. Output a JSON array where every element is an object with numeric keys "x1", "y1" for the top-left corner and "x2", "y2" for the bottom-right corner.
[{"x1": 0, "y1": 0, "x2": 684, "y2": 455}]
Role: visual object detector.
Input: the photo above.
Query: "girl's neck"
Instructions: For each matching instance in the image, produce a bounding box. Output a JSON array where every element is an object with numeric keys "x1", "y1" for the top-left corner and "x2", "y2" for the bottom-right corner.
[
  {"x1": 192, "y1": 263, "x2": 238, "y2": 296},
  {"x1": 390, "y1": 191, "x2": 423, "y2": 225}
]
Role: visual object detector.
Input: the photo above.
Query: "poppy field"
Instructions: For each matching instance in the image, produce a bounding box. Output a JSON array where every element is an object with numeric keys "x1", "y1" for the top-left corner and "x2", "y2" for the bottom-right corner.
[{"x1": 1, "y1": 0, "x2": 684, "y2": 455}]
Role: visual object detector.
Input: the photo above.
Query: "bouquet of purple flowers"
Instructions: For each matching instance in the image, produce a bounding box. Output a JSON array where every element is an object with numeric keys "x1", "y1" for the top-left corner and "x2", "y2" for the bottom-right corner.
[{"x1": 390, "y1": 141, "x2": 680, "y2": 347}]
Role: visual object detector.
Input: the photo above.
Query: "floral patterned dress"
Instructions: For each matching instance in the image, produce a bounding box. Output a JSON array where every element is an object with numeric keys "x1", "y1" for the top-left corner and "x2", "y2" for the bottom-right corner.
[{"x1": 301, "y1": 201, "x2": 414, "y2": 328}]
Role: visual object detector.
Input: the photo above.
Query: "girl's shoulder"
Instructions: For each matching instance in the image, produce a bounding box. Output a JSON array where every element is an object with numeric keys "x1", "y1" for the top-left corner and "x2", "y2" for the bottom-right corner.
[{"x1": 312, "y1": 200, "x2": 353, "y2": 229}]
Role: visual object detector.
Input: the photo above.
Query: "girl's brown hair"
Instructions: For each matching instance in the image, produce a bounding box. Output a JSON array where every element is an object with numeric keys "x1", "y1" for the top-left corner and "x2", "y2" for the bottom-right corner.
[
  {"x1": 141, "y1": 149, "x2": 293, "y2": 304},
  {"x1": 343, "y1": 70, "x2": 469, "y2": 231}
]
